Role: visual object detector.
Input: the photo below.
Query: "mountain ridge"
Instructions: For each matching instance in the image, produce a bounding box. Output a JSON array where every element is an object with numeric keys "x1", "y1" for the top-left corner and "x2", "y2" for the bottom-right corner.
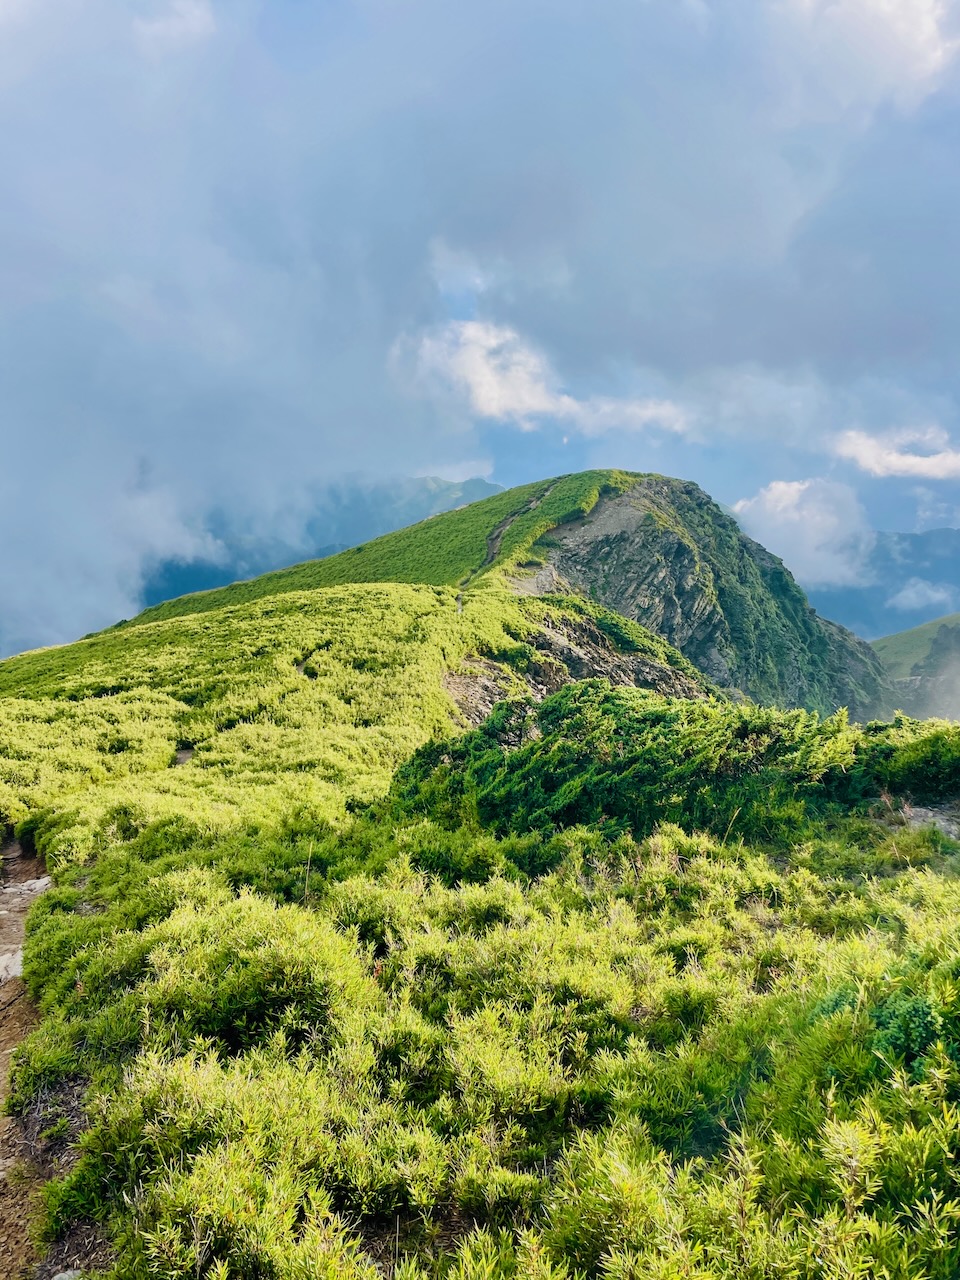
[{"x1": 120, "y1": 469, "x2": 892, "y2": 720}]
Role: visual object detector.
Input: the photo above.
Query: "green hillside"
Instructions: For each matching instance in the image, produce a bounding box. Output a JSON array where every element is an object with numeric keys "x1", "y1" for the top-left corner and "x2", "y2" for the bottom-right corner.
[
  {"x1": 127, "y1": 468, "x2": 890, "y2": 719},
  {"x1": 8, "y1": 672, "x2": 960, "y2": 1278},
  {"x1": 1, "y1": 583, "x2": 490, "y2": 856},
  {"x1": 1, "y1": 573, "x2": 703, "y2": 860},
  {"x1": 4, "y1": 469, "x2": 959, "y2": 1278},
  {"x1": 874, "y1": 611, "x2": 960, "y2": 679},
  {"x1": 872, "y1": 614, "x2": 960, "y2": 720},
  {"x1": 128, "y1": 471, "x2": 637, "y2": 626}
]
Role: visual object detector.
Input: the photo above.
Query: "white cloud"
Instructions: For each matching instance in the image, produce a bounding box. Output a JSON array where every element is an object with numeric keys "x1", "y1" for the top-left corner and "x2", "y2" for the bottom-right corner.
[
  {"x1": 408, "y1": 320, "x2": 689, "y2": 437},
  {"x1": 886, "y1": 576, "x2": 957, "y2": 611},
  {"x1": 134, "y1": 0, "x2": 215, "y2": 54},
  {"x1": 835, "y1": 427, "x2": 960, "y2": 478},
  {"x1": 912, "y1": 487, "x2": 960, "y2": 529},
  {"x1": 733, "y1": 477, "x2": 876, "y2": 586},
  {"x1": 777, "y1": 0, "x2": 960, "y2": 113}
]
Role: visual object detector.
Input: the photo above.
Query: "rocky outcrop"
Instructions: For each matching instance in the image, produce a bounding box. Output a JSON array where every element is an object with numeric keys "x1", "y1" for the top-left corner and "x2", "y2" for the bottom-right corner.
[
  {"x1": 444, "y1": 610, "x2": 707, "y2": 727},
  {"x1": 510, "y1": 477, "x2": 894, "y2": 720},
  {"x1": 534, "y1": 487, "x2": 733, "y2": 684},
  {"x1": 443, "y1": 659, "x2": 516, "y2": 728}
]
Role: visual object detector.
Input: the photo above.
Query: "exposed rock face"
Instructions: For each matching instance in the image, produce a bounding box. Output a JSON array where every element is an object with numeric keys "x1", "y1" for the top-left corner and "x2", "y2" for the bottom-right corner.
[
  {"x1": 540, "y1": 489, "x2": 733, "y2": 684},
  {"x1": 527, "y1": 615, "x2": 705, "y2": 701},
  {"x1": 443, "y1": 659, "x2": 515, "y2": 728},
  {"x1": 512, "y1": 477, "x2": 893, "y2": 720},
  {"x1": 444, "y1": 611, "x2": 706, "y2": 727}
]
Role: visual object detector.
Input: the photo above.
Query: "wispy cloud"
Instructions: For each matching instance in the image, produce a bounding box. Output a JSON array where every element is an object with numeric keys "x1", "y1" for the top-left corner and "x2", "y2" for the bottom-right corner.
[
  {"x1": 134, "y1": 0, "x2": 215, "y2": 55},
  {"x1": 912, "y1": 486, "x2": 960, "y2": 529},
  {"x1": 407, "y1": 321, "x2": 690, "y2": 437},
  {"x1": 886, "y1": 577, "x2": 957, "y2": 611},
  {"x1": 782, "y1": 0, "x2": 960, "y2": 101},
  {"x1": 835, "y1": 427, "x2": 960, "y2": 478},
  {"x1": 733, "y1": 478, "x2": 876, "y2": 586}
]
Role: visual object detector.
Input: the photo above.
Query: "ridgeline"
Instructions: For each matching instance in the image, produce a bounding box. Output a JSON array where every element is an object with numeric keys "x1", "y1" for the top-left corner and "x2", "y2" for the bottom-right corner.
[{"x1": 127, "y1": 470, "x2": 892, "y2": 718}]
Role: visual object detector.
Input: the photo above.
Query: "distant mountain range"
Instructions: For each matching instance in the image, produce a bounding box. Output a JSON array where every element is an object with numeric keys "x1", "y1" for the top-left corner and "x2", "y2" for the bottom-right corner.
[{"x1": 807, "y1": 528, "x2": 960, "y2": 641}]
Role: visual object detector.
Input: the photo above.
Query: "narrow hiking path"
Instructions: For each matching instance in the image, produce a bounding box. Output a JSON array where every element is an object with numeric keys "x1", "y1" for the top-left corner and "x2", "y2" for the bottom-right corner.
[
  {"x1": 0, "y1": 837, "x2": 48, "y2": 1277},
  {"x1": 458, "y1": 483, "x2": 558, "y2": 596},
  {"x1": 0, "y1": 840, "x2": 49, "y2": 985}
]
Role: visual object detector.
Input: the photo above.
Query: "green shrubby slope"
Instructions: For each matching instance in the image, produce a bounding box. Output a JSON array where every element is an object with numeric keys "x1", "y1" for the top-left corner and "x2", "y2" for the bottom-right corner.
[
  {"x1": 1, "y1": 576, "x2": 705, "y2": 859},
  {"x1": 1, "y1": 469, "x2": 958, "y2": 1277},
  {"x1": 7, "y1": 673, "x2": 960, "y2": 1277},
  {"x1": 0, "y1": 690, "x2": 184, "y2": 832},
  {"x1": 0, "y1": 582, "x2": 520, "y2": 856},
  {"x1": 389, "y1": 681, "x2": 958, "y2": 846}
]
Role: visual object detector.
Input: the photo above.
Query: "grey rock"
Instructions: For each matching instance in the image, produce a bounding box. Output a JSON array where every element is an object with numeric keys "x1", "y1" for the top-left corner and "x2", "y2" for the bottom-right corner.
[{"x1": 514, "y1": 477, "x2": 893, "y2": 719}]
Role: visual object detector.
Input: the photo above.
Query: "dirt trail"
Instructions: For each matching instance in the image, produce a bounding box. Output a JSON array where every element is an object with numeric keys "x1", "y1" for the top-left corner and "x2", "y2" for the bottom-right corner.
[
  {"x1": 484, "y1": 482, "x2": 557, "y2": 570},
  {"x1": 458, "y1": 483, "x2": 558, "y2": 596},
  {"x1": 0, "y1": 838, "x2": 49, "y2": 1277},
  {"x1": 482, "y1": 511, "x2": 520, "y2": 571}
]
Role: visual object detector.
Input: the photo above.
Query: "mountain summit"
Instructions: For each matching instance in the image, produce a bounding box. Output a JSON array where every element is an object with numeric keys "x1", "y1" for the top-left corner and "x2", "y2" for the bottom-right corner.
[
  {"x1": 131, "y1": 469, "x2": 891, "y2": 719},
  {"x1": 505, "y1": 474, "x2": 891, "y2": 718}
]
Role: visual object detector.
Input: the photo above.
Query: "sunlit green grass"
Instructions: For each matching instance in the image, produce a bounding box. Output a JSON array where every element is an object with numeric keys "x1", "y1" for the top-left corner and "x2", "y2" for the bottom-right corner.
[
  {"x1": 7, "y1": 627, "x2": 960, "y2": 1279},
  {"x1": 124, "y1": 470, "x2": 639, "y2": 627},
  {"x1": 0, "y1": 581, "x2": 540, "y2": 855},
  {"x1": 12, "y1": 705, "x2": 960, "y2": 1278},
  {"x1": 2, "y1": 473, "x2": 960, "y2": 1276}
]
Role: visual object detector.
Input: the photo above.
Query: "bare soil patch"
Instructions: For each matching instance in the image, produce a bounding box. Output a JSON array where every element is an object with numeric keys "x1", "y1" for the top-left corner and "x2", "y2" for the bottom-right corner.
[{"x1": 901, "y1": 801, "x2": 960, "y2": 841}]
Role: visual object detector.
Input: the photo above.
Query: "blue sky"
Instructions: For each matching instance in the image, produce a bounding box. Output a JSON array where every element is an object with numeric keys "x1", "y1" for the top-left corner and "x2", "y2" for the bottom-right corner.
[{"x1": 2, "y1": 0, "x2": 960, "y2": 654}]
